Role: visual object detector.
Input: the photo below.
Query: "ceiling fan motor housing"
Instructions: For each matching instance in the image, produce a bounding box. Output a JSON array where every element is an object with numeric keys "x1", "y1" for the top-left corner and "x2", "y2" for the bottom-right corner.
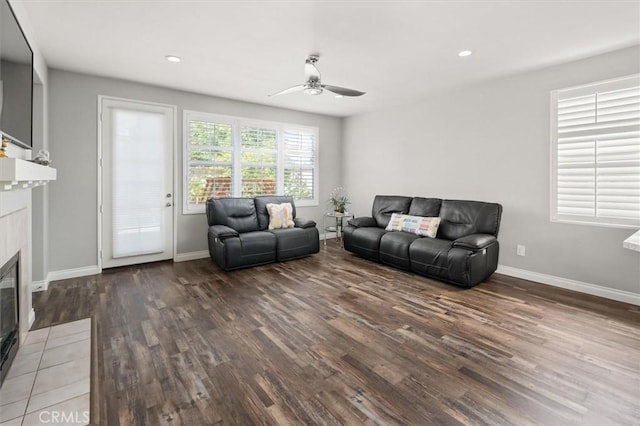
[{"x1": 304, "y1": 79, "x2": 323, "y2": 95}]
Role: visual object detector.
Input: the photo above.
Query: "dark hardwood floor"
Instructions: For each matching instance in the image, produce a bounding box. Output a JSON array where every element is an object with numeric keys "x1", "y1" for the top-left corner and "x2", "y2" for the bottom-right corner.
[{"x1": 33, "y1": 243, "x2": 640, "y2": 425}]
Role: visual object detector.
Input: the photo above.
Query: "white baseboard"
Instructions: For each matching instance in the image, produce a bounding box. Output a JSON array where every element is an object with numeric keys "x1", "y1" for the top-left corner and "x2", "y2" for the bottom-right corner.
[
  {"x1": 28, "y1": 308, "x2": 35, "y2": 328},
  {"x1": 47, "y1": 265, "x2": 101, "y2": 282},
  {"x1": 496, "y1": 265, "x2": 640, "y2": 306},
  {"x1": 31, "y1": 276, "x2": 49, "y2": 292},
  {"x1": 174, "y1": 250, "x2": 210, "y2": 262}
]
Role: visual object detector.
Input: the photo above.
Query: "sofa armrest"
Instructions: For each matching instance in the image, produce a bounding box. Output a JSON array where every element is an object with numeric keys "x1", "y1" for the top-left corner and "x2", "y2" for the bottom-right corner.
[
  {"x1": 294, "y1": 217, "x2": 316, "y2": 229},
  {"x1": 209, "y1": 225, "x2": 239, "y2": 240},
  {"x1": 452, "y1": 234, "x2": 497, "y2": 250},
  {"x1": 348, "y1": 217, "x2": 377, "y2": 228}
]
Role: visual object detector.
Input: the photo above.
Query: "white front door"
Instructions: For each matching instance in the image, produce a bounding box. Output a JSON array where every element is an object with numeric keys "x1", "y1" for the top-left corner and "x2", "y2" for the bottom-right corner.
[{"x1": 100, "y1": 97, "x2": 175, "y2": 268}]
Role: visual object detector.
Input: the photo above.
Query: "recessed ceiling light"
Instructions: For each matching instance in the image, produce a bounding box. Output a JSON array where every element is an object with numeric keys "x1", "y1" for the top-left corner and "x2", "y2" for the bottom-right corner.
[
  {"x1": 458, "y1": 50, "x2": 473, "y2": 57},
  {"x1": 165, "y1": 55, "x2": 181, "y2": 63}
]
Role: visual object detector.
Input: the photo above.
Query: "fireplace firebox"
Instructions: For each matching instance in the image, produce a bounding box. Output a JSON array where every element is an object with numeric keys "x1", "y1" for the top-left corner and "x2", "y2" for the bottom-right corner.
[{"x1": 0, "y1": 252, "x2": 19, "y2": 386}]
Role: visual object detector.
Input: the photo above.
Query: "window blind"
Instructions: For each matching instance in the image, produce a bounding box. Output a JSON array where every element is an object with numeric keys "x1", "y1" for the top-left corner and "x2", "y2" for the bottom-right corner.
[
  {"x1": 283, "y1": 129, "x2": 316, "y2": 201},
  {"x1": 552, "y1": 75, "x2": 640, "y2": 227},
  {"x1": 112, "y1": 108, "x2": 165, "y2": 258}
]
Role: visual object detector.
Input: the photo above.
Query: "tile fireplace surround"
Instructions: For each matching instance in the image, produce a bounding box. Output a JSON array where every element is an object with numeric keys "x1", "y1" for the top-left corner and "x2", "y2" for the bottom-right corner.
[{"x1": 0, "y1": 206, "x2": 32, "y2": 345}]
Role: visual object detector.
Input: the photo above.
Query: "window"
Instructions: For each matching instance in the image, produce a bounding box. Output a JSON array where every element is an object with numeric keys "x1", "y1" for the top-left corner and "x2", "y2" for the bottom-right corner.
[
  {"x1": 240, "y1": 126, "x2": 277, "y2": 197},
  {"x1": 551, "y1": 75, "x2": 640, "y2": 228},
  {"x1": 283, "y1": 129, "x2": 316, "y2": 201},
  {"x1": 184, "y1": 111, "x2": 318, "y2": 213}
]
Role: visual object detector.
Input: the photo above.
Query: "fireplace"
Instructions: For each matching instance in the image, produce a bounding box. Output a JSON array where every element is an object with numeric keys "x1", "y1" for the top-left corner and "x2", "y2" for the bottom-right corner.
[{"x1": 0, "y1": 252, "x2": 19, "y2": 386}]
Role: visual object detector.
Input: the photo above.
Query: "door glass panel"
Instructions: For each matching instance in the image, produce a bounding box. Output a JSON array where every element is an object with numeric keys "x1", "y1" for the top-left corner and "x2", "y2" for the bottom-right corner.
[{"x1": 112, "y1": 108, "x2": 165, "y2": 258}]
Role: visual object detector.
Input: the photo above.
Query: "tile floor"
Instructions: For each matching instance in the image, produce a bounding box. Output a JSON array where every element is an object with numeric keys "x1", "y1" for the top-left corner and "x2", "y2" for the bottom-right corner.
[{"x1": 0, "y1": 319, "x2": 91, "y2": 426}]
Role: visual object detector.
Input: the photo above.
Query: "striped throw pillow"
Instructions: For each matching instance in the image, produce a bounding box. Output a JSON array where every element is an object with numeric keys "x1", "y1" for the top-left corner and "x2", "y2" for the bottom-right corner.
[
  {"x1": 386, "y1": 213, "x2": 441, "y2": 238},
  {"x1": 415, "y1": 216, "x2": 441, "y2": 238}
]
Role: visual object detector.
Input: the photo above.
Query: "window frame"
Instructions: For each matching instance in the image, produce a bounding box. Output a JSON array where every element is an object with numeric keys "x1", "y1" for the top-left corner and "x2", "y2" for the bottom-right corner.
[
  {"x1": 550, "y1": 74, "x2": 640, "y2": 229},
  {"x1": 183, "y1": 110, "x2": 319, "y2": 214}
]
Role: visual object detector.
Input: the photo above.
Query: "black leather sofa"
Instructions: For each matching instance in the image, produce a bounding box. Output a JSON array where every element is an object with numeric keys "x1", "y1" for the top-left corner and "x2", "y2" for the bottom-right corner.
[
  {"x1": 343, "y1": 195, "x2": 502, "y2": 288},
  {"x1": 206, "y1": 196, "x2": 319, "y2": 271}
]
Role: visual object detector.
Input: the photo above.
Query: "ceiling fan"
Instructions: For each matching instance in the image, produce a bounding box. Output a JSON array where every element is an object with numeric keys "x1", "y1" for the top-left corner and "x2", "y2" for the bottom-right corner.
[{"x1": 269, "y1": 55, "x2": 366, "y2": 98}]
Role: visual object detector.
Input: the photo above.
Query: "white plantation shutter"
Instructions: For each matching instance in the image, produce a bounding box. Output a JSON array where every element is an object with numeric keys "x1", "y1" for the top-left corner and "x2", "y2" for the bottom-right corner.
[
  {"x1": 283, "y1": 129, "x2": 317, "y2": 201},
  {"x1": 239, "y1": 126, "x2": 277, "y2": 197},
  {"x1": 183, "y1": 111, "x2": 319, "y2": 213},
  {"x1": 551, "y1": 75, "x2": 640, "y2": 227}
]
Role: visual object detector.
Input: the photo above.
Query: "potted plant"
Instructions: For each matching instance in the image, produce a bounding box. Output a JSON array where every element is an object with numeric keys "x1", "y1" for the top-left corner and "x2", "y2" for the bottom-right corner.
[{"x1": 329, "y1": 187, "x2": 350, "y2": 214}]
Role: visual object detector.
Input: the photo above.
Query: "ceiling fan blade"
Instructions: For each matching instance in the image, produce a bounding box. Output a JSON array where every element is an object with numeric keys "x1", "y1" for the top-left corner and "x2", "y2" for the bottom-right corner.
[
  {"x1": 304, "y1": 59, "x2": 321, "y2": 81},
  {"x1": 268, "y1": 85, "x2": 305, "y2": 97},
  {"x1": 322, "y1": 85, "x2": 366, "y2": 97}
]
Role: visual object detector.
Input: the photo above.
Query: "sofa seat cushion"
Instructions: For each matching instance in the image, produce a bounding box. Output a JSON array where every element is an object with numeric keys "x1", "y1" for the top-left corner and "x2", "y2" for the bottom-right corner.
[
  {"x1": 269, "y1": 227, "x2": 319, "y2": 261},
  {"x1": 343, "y1": 226, "x2": 388, "y2": 261},
  {"x1": 380, "y1": 231, "x2": 421, "y2": 270},
  {"x1": 218, "y1": 231, "x2": 276, "y2": 270},
  {"x1": 409, "y1": 238, "x2": 454, "y2": 279},
  {"x1": 238, "y1": 231, "x2": 276, "y2": 250}
]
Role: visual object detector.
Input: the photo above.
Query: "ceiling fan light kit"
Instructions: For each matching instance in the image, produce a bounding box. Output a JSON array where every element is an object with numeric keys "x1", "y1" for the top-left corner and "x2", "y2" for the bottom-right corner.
[
  {"x1": 304, "y1": 87, "x2": 323, "y2": 95},
  {"x1": 269, "y1": 55, "x2": 365, "y2": 98}
]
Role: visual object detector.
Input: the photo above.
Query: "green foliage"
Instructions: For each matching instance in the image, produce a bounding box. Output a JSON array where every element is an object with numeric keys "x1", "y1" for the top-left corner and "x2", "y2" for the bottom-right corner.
[
  {"x1": 187, "y1": 121, "x2": 314, "y2": 204},
  {"x1": 329, "y1": 187, "x2": 350, "y2": 213},
  {"x1": 189, "y1": 121, "x2": 232, "y2": 147},
  {"x1": 284, "y1": 169, "x2": 313, "y2": 200}
]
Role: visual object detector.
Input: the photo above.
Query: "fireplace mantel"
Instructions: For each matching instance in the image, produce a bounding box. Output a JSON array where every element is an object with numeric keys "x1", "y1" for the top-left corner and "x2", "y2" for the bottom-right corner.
[{"x1": 0, "y1": 158, "x2": 57, "y2": 191}]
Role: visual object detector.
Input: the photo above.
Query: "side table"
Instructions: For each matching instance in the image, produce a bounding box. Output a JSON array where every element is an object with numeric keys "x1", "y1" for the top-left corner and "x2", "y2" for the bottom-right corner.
[{"x1": 323, "y1": 212, "x2": 354, "y2": 246}]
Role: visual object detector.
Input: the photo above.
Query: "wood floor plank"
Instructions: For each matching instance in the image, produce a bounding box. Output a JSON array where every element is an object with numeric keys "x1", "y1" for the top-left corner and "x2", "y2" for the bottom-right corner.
[{"x1": 32, "y1": 243, "x2": 640, "y2": 425}]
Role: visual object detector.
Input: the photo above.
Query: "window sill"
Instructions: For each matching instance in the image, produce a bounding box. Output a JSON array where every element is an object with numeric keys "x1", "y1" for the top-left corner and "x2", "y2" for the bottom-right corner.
[
  {"x1": 623, "y1": 230, "x2": 640, "y2": 252},
  {"x1": 184, "y1": 199, "x2": 318, "y2": 215},
  {"x1": 551, "y1": 216, "x2": 639, "y2": 230},
  {"x1": 292, "y1": 200, "x2": 318, "y2": 208}
]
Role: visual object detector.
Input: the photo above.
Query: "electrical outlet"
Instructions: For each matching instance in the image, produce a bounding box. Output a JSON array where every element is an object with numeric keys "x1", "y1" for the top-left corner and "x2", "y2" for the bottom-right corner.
[{"x1": 517, "y1": 244, "x2": 526, "y2": 256}]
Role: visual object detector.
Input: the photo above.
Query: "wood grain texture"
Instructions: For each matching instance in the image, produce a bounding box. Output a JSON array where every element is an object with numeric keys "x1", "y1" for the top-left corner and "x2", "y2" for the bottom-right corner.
[{"x1": 32, "y1": 243, "x2": 640, "y2": 425}]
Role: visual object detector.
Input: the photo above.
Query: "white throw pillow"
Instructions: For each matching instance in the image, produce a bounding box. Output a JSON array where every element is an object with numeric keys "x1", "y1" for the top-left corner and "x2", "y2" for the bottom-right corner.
[{"x1": 266, "y1": 203, "x2": 295, "y2": 230}]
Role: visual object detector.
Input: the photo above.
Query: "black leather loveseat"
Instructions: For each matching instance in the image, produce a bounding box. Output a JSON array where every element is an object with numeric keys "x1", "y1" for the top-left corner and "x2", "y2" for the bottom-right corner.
[
  {"x1": 343, "y1": 195, "x2": 502, "y2": 288},
  {"x1": 206, "y1": 196, "x2": 319, "y2": 270}
]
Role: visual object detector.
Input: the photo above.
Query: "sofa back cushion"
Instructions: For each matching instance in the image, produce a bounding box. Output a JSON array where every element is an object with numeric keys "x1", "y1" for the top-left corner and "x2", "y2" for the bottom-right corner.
[
  {"x1": 206, "y1": 198, "x2": 260, "y2": 233},
  {"x1": 372, "y1": 195, "x2": 412, "y2": 228},
  {"x1": 255, "y1": 196, "x2": 297, "y2": 230},
  {"x1": 408, "y1": 197, "x2": 442, "y2": 217},
  {"x1": 438, "y1": 200, "x2": 502, "y2": 240}
]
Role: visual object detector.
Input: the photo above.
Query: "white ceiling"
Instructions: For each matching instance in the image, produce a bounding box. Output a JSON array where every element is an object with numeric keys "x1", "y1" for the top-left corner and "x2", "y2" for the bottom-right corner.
[{"x1": 18, "y1": 0, "x2": 640, "y2": 117}]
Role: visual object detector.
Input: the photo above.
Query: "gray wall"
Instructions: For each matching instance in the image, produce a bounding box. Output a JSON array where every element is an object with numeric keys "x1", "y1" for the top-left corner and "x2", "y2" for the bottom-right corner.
[
  {"x1": 48, "y1": 69, "x2": 342, "y2": 271},
  {"x1": 2, "y1": 0, "x2": 49, "y2": 288},
  {"x1": 31, "y1": 77, "x2": 49, "y2": 283},
  {"x1": 343, "y1": 46, "x2": 640, "y2": 294}
]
